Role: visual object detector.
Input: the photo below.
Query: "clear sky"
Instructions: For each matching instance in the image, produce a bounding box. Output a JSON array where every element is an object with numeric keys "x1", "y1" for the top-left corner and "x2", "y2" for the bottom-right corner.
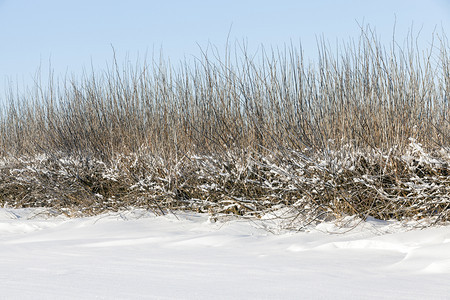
[{"x1": 0, "y1": 0, "x2": 449, "y2": 101}]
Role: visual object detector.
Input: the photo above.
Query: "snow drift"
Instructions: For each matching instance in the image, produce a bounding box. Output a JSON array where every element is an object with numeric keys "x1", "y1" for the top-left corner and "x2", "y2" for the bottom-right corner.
[{"x1": 0, "y1": 208, "x2": 449, "y2": 299}]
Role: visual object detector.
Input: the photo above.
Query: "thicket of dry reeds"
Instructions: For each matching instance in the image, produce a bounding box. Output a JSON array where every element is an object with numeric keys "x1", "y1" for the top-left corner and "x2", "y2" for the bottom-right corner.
[{"x1": 0, "y1": 27, "x2": 448, "y2": 228}]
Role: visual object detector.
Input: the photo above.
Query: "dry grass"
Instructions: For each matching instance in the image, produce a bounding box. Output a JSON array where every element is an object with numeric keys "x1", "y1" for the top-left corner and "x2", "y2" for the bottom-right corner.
[{"x1": 0, "y1": 26, "x2": 449, "y2": 228}]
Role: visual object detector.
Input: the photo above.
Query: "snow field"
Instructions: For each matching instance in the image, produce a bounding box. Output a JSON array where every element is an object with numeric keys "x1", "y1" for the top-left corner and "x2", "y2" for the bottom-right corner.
[{"x1": 0, "y1": 208, "x2": 449, "y2": 299}]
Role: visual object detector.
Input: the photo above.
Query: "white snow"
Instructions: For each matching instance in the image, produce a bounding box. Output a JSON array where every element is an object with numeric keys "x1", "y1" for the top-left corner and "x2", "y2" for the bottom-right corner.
[{"x1": 0, "y1": 208, "x2": 449, "y2": 299}]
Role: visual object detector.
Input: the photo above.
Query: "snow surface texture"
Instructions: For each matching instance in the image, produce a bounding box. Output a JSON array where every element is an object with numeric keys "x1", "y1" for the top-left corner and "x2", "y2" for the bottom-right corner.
[{"x1": 0, "y1": 208, "x2": 449, "y2": 300}]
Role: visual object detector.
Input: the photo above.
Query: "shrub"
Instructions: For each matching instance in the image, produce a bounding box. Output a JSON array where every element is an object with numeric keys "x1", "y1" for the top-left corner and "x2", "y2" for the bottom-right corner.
[{"x1": 0, "y1": 26, "x2": 448, "y2": 228}]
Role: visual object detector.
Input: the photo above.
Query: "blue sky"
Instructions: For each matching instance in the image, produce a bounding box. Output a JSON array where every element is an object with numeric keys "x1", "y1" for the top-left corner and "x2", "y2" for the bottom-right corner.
[{"x1": 0, "y1": 0, "x2": 449, "y2": 100}]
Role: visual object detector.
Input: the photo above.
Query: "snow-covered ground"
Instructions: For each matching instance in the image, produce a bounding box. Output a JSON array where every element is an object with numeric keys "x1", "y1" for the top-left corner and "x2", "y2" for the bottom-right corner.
[{"x1": 0, "y1": 208, "x2": 449, "y2": 299}]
